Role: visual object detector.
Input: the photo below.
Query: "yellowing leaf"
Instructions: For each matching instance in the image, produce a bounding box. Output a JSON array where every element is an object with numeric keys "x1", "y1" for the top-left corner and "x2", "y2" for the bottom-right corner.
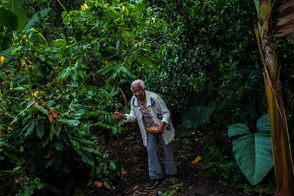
[
  {"x1": 191, "y1": 155, "x2": 203, "y2": 165},
  {"x1": 20, "y1": 146, "x2": 24, "y2": 152},
  {"x1": 81, "y1": 3, "x2": 89, "y2": 10},
  {"x1": 0, "y1": 56, "x2": 4, "y2": 64}
]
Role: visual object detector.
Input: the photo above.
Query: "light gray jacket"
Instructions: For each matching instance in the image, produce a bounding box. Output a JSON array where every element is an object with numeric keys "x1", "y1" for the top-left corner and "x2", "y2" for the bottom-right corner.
[{"x1": 125, "y1": 90, "x2": 175, "y2": 147}]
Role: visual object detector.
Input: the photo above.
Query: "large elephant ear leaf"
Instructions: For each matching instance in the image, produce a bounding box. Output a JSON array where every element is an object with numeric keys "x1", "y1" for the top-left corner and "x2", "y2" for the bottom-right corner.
[
  {"x1": 2, "y1": 0, "x2": 27, "y2": 31},
  {"x1": 228, "y1": 123, "x2": 250, "y2": 137},
  {"x1": 181, "y1": 101, "x2": 216, "y2": 129},
  {"x1": 228, "y1": 114, "x2": 273, "y2": 185},
  {"x1": 256, "y1": 114, "x2": 270, "y2": 132}
]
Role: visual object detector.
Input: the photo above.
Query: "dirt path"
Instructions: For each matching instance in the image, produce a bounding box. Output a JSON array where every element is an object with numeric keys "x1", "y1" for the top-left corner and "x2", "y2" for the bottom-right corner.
[{"x1": 98, "y1": 129, "x2": 244, "y2": 196}]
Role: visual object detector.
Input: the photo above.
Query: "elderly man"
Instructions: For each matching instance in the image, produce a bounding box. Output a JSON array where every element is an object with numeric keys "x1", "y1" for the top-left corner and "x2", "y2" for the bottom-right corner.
[{"x1": 114, "y1": 79, "x2": 177, "y2": 189}]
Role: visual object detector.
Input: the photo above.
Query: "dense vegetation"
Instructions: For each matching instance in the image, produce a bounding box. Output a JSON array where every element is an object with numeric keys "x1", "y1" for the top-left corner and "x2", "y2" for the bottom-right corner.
[{"x1": 0, "y1": 0, "x2": 293, "y2": 195}]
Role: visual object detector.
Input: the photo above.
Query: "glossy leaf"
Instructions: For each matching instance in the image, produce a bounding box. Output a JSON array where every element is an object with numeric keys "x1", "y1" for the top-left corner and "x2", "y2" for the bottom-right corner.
[
  {"x1": 228, "y1": 114, "x2": 273, "y2": 185},
  {"x1": 2, "y1": 0, "x2": 27, "y2": 31}
]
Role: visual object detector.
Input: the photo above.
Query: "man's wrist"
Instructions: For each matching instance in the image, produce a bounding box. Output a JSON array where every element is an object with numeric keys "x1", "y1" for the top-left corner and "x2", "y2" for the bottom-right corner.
[{"x1": 121, "y1": 114, "x2": 126, "y2": 120}]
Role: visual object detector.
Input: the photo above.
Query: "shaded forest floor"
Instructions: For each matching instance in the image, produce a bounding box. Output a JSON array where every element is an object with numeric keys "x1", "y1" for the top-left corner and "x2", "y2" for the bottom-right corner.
[{"x1": 89, "y1": 127, "x2": 274, "y2": 196}]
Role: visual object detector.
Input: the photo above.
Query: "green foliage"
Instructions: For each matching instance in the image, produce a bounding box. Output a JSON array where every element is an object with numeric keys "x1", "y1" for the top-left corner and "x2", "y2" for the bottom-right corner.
[
  {"x1": 139, "y1": 1, "x2": 265, "y2": 129},
  {"x1": 202, "y1": 141, "x2": 244, "y2": 188},
  {"x1": 0, "y1": 0, "x2": 293, "y2": 194},
  {"x1": 0, "y1": 0, "x2": 176, "y2": 194},
  {"x1": 163, "y1": 182, "x2": 184, "y2": 196},
  {"x1": 228, "y1": 114, "x2": 273, "y2": 185},
  {"x1": 0, "y1": 0, "x2": 27, "y2": 31},
  {"x1": 202, "y1": 137, "x2": 275, "y2": 194},
  {"x1": 182, "y1": 100, "x2": 216, "y2": 129}
]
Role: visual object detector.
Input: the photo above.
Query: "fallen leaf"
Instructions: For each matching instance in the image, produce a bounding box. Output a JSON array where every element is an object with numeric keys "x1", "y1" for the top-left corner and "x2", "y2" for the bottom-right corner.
[{"x1": 191, "y1": 155, "x2": 203, "y2": 165}]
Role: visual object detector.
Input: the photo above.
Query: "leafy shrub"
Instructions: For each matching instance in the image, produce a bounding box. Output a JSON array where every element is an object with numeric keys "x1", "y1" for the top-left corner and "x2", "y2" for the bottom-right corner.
[{"x1": 202, "y1": 141, "x2": 244, "y2": 188}]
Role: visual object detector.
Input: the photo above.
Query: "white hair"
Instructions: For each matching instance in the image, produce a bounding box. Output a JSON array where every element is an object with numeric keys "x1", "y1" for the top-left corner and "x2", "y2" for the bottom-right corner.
[{"x1": 131, "y1": 79, "x2": 145, "y2": 92}]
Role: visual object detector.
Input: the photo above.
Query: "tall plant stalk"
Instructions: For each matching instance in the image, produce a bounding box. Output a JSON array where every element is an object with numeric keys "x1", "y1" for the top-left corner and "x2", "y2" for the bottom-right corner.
[{"x1": 254, "y1": 0, "x2": 294, "y2": 195}]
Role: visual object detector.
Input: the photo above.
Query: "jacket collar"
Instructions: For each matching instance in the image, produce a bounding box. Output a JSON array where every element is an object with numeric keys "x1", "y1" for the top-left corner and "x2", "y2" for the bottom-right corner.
[{"x1": 133, "y1": 90, "x2": 152, "y2": 106}]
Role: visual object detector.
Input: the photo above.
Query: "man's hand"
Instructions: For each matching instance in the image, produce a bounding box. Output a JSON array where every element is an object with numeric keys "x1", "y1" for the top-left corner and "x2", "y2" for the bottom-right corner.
[
  {"x1": 114, "y1": 112, "x2": 125, "y2": 120},
  {"x1": 157, "y1": 122, "x2": 166, "y2": 135}
]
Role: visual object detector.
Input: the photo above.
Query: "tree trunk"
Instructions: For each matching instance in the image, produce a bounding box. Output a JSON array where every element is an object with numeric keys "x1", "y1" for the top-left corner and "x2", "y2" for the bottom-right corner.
[{"x1": 254, "y1": 0, "x2": 294, "y2": 195}]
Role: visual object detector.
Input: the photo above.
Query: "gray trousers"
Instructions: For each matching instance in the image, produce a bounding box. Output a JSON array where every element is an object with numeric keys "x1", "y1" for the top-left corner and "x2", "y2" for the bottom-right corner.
[{"x1": 147, "y1": 132, "x2": 177, "y2": 179}]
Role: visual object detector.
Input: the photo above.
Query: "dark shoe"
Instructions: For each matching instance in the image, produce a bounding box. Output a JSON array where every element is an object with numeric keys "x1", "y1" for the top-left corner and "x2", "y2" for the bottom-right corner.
[
  {"x1": 145, "y1": 179, "x2": 159, "y2": 190},
  {"x1": 165, "y1": 174, "x2": 177, "y2": 179}
]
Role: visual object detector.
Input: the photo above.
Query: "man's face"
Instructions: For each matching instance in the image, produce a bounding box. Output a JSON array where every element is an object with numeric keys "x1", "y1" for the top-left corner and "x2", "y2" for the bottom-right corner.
[{"x1": 133, "y1": 84, "x2": 145, "y2": 101}]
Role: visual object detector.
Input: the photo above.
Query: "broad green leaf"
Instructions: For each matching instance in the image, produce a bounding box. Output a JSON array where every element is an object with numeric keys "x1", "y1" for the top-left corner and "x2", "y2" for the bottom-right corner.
[
  {"x1": 55, "y1": 121, "x2": 61, "y2": 136},
  {"x1": 228, "y1": 114, "x2": 273, "y2": 185},
  {"x1": 228, "y1": 123, "x2": 250, "y2": 137},
  {"x1": 42, "y1": 136, "x2": 49, "y2": 148},
  {"x1": 77, "y1": 87, "x2": 87, "y2": 97},
  {"x1": 36, "y1": 122, "x2": 45, "y2": 139},
  {"x1": 256, "y1": 114, "x2": 270, "y2": 132},
  {"x1": 25, "y1": 99, "x2": 35, "y2": 110},
  {"x1": 37, "y1": 105, "x2": 49, "y2": 115},
  {"x1": 54, "y1": 140, "x2": 63, "y2": 151},
  {"x1": 45, "y1": 156, "x2": 57, "y2": 168},
  {"x1": 80, "y1": 146, "x2": 102, "y2": 155},
  {"x1": 73, "y1": 146, "x2": 83, "y2": 155},
  {"x1": 162, "y1": 24, "x2": 167, "y2": 33},
  {"x1": 81, "y1": 154, "x2": 94, "y2": 167},
  {"x1": 2, "y1": 0, "x2": 27, "y2": 31},
  {"x1": 12, "y1": 86, "x2": 25, "y2": 91},
  {"x1": 25, "y1": 121, "x2": 35, "y2": 137},
  {"x1": 71, "y1": 68, "x2": 77, "y2": 81},
  {"x1": 115, "y1": 39, "x2": 120, "y2": 49},
  {"x1": 75, "y1": 109, "x2": 86, "y2": 117},
  {"x1": 182, "y1": 101, "x2": 216, "y2": 128},
  {"x1": 3, "y1": 151, "x2": 19, "y2": 161},
  {"x1": 72, "y1": 81, "x2": 79, "y2": 87},
  {"x1": 109, "y1": 161, "x2": 117, "y2": 170},
  {"x1": 76, "y1": 137, "x2": 95, "y2": 145},
  {"x1": 59, "y1": 67, "x2": 71, "y2": 80},
  {"x1": 59, "y1": 119, "x2": 80, "y2": 126},
  {"x1": 49, "y1": 125, "x2": 54, "y2": 140},
  {"x1": 103, "y1": 152, "x2": 109, "y2": 159}
]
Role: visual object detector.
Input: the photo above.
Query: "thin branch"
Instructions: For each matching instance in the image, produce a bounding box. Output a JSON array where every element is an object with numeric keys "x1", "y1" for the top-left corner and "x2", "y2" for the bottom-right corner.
[{"x1": 57, "y1": 0, "x2": 67, "y2": 12}]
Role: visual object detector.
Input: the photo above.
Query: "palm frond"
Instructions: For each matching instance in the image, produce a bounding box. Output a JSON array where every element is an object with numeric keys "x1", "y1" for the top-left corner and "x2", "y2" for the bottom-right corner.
[{"x1": 275, "y1": 0, "x2": 294, "y2": 37}]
